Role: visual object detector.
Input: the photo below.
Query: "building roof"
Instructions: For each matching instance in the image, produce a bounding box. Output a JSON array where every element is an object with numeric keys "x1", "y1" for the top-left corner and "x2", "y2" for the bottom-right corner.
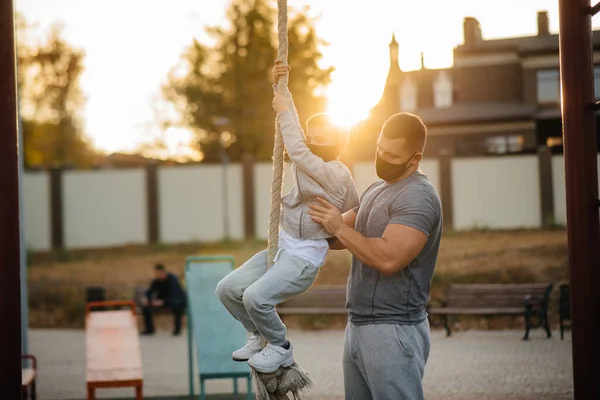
[
  {"x1": 455, "y1": 30, "x2": 600, "y2": 56},
  {"x1": 417, "y1": 102, "x2": 536, "y2": 125}
]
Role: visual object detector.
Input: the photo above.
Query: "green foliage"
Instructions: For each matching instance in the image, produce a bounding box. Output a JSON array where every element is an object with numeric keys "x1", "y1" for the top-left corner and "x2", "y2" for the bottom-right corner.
[
  {"x1": 162, "y1": 0, "x2": 333, "y2": 162},
  {"x1": 16, "y1": 14, "x2": 96, "y2": 169}
]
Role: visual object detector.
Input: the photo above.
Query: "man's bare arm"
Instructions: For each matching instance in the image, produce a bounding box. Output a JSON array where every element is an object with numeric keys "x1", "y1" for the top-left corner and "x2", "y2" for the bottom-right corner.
[{"x1": 333, "y1": 223, "x2": 427, "y2": 275}]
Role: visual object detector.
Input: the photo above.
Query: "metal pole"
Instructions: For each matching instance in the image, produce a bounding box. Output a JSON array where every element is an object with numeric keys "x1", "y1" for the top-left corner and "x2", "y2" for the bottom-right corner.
[
  {"x1": 19, "y1": 100, "x2": 29, "y2": 357},
  {"x1": 15, "y1": 36, "x2": 29, "y2": 357},
  {"x1": 558, "y1": 1, "x2": 600, "y2": 399},
  {"x1": 0, "y1": 0, "x2": 24, "y2": 396}
]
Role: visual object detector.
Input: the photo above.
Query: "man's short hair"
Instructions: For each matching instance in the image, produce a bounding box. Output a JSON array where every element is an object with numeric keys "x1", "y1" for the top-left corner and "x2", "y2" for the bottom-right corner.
[
  {"x1": 154, "y1": 263, "x2": 165, "y2": 271},
  {"x1": 382, "y1": 113, "x2": 427, "y2": 152},
  {"x1": 306, "y1": 113, "x2": 349, "y2": 150}
]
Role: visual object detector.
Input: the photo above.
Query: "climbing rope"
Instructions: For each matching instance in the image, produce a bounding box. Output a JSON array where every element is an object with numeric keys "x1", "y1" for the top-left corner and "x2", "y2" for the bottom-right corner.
[
  {"x1": 266, "y1": 0, "x2": 288, "y2": 269},
  {"x1": 253, "y1": 1, "x2": 313, "y2": 399}
]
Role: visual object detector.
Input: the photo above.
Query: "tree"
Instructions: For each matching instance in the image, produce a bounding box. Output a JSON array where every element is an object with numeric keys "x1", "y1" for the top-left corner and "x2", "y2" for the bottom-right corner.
[
  {"x1": 16, "y1": 14, "x2": 95, "y2": 169},
  {"x1": 162, "y1": 0, "x2": 333, "y2": 163}
]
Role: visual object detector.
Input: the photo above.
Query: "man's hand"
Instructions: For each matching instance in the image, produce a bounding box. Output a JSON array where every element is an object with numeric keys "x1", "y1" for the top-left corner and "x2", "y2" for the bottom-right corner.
[
  {"x1": 141, "y1": 297, "x2": 148, "y2": 307},
  {"x1": 273, "y1": 92, "x2": 291, "y2": 114},
  {"x1": 308, "y1": 197, "x2": 345, "y2": 236},
  {"x1": 152, "y1": 299, "x2": 164, "y2": 307},
  {"x1": 272, "y1": 60, "x2": 290, "y2": 84}
]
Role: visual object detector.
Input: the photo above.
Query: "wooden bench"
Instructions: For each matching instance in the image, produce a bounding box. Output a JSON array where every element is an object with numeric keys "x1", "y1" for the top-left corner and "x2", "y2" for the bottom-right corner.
[
  {"x1": 277, "y1": 285, "x2": 347, "y2": 322},
  {"x1": 559, "y1": 283, "x2": 571, "y2": 340},
  {"x1": 133, "y1": 285, "x2": 181, "y2": 316},
  {"x1": 427, "y1": 283, "x2": 553, "y2": 340},
  {"x1": 133, "y1": 286, "x2": 148, "y2": 315},
  {"x1": 22, "y1": 354, "x2": 37, "y2": 400},
  {"x1": 85, "y1": 300, "x2": 143, "y2": 400}
]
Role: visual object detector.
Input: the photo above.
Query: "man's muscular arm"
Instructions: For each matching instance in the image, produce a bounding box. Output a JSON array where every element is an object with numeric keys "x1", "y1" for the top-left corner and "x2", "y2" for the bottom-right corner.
[
  {"x1": 309, "y1": 197, "x2": 430, "y2": 275},
  {"x1": 332, "y1": 222, "x2": 426, "y2": 275}
]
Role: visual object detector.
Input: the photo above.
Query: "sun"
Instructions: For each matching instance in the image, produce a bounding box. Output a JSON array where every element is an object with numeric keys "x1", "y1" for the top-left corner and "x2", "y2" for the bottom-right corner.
[
  {"x1": 326, "y1": 104, "x2": 370, "y2": 130},
  {"x1": 322, "y1": 64, "x2": 379, "y2": 130},
  {"x1": 325, "y1": 91, "x2": 371, "y2": 130}
]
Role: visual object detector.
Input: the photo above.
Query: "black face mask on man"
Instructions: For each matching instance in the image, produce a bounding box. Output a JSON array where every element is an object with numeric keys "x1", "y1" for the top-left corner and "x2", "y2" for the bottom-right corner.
[
  {"x1": 375, "y1": 152, "x2": 416, "y2": 181},
  {"x1": 308, "y1": 144, "x2": 340, "y2": 162}
]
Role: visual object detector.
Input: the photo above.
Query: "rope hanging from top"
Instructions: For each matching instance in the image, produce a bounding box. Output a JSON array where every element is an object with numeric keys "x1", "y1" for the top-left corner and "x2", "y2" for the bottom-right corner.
[
  {"x1": 252, "y1": 2, "x2": 313, "y2": 399},
  {"x1": 266, "y1": 0, "x2": 288, "y2": 269}
]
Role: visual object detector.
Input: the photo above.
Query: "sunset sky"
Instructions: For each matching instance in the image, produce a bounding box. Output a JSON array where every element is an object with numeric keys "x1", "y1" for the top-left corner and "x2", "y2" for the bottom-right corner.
[{"x1": 15, "y1": 0, "x2": 600, "y2": 156}]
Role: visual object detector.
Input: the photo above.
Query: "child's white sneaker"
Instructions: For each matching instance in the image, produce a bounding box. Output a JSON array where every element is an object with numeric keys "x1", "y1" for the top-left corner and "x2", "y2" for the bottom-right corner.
[
  {"x1": 232, "y1": 333, "x2": 263, "y2": 362},
  {"x1": 247, "y1": 341, "x2": 294, "y2": 373}
]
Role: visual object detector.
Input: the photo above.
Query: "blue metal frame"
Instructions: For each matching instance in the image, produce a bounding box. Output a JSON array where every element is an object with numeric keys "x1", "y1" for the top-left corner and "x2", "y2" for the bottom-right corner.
[
  {"x1": 17, "y1": 95, "x2": 28, "y2": 357},
  {"x1": 185, "y1": 255, "x2": 253, "y2": 400}
]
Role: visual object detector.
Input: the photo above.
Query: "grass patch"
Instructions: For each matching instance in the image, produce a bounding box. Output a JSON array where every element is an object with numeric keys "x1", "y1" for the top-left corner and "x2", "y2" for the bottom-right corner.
[{"x1": 27, "y1": 229, "x2": 569, "y2": 331}]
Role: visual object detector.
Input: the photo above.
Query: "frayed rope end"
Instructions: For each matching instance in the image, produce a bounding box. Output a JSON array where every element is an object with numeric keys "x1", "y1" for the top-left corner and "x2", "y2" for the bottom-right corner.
[{"x1": 251, "y1": 362, "x2": 313, "y2": 400}]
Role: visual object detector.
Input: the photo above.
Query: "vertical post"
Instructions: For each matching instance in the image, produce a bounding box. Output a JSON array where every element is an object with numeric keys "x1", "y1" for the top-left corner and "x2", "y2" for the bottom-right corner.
[
  {"x1": 146, "y1": 163, "x2": 159, "y2": 244},
  {"x1": 18, "y1": 102, "x2": 29, "y2": 357},
  {"x1": 219, "y1": 143, "x2": 230, "y2": 240},
  {"x1": 537, "y1": 145, "x2": 555, "y2": 227},
  {"x1": 186, "y1": 280, "x2": 195, "y2": 397},
  {"x1": 0, "y1": 0, "x2": 24, "y2": 397},
  {"x1": 438, "y1": 150, "x2": 454, "y2": 232},
  {"x1": 558, "y1": 1, "x2": 600, "y2": 399},
  {"x1": 15, "y1": 33, "x2": 29, "y2": 357},
  {"x1": 242, "y1": 153, "x2": 256, "y2": 240},
  {"x1": 50, "y1": 167, "x2": 64, "y2": 249}
]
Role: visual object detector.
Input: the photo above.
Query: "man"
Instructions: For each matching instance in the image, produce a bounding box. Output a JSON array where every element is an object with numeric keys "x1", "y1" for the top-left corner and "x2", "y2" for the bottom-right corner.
[
  {"x1": 141, "y1": 264, "x2": 187, "y2": 336},
  {"x1": 308, "y1": 113, "x2": 442, "y2": 400}
]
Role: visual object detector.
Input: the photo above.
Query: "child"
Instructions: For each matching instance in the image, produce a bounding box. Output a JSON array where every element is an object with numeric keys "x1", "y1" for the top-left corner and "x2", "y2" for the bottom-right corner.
[{"x1": 216, "y1": 61, "x2": 359, "y2": 373}]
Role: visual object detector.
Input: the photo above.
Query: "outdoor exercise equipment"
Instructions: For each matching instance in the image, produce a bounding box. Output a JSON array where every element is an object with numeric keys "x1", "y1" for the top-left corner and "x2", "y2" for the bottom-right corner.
[
  {"x1": 2, "y1": 1, "x2": 599, "y2": 399},
  {"x1": 85, "y1": 301, "x2": 143, "y2": 400},
  {"x1": 557, "y1": 0, "x2": 600, "y2": 397},
  {"x1": 254, "y1": 0, "x2": 313, "y2": 399},
  {"x1": 186, "y1": 256, "x2": 253, "y2": 400}
]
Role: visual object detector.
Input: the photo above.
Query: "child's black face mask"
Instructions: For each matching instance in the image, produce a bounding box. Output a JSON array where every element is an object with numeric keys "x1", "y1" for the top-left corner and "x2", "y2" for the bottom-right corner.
[{"x1": 307, "y1": 144, "x2": 340, "y2": 162}]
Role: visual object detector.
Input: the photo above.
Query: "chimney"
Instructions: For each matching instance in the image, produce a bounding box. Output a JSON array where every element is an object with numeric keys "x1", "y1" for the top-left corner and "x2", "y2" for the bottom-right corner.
[
  {"x1": 463, "y1": 17, "x2": 482, "y2": 46},
  {"x1": 537, "y1": 11, "x2": 550, "y2": 36}
]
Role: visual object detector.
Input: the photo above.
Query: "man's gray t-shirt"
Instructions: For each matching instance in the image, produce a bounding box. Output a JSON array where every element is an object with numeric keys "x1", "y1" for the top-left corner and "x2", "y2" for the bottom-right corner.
[{"x1": 346, "y1": 171, "x2": 442, "y2": 326}]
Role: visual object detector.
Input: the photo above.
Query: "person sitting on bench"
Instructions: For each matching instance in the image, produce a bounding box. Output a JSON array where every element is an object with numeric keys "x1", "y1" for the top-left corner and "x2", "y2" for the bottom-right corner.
[{"x1": 141, "y1": 264, "x2": 187, "y2": 336}]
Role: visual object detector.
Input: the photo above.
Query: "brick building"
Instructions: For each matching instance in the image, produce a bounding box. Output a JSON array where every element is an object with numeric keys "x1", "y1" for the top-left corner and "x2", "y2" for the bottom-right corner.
[{"x1": 353, "y1": 10, "x2": 600, "y2": 160}]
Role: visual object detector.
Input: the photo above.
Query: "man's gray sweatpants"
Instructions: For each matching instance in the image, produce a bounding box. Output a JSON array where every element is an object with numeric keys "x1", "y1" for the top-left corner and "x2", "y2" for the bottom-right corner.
[
  {"x1": 343, "y1": 319, "x2": 431, "y2": 400},
  {"x1": 215, "y1": 249, "x2": 319, "y2": 346}
]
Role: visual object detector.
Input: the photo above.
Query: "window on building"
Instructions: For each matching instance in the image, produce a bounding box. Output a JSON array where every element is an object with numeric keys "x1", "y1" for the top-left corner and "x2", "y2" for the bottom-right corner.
[
  {"x1": 537, "y1": 69, "x2": 560, "y2": 103},
  {"x1": 485, "y1": 135, "x2": 524, "y2": 154},
  {"x1": 594, "y1": 66, "x2": 600, "y2": 97},
  {"x1": 400, "y1": 77, "x2": 417, "y2": 112},
  {"x1": 433, "y1": 71, "x2": 453, "y2": 108},
  {"x1": 456, "y1": 135, "x2": 525, "y2": 156},
  {"x1": 546, "y1": 137, "x2": 563, "y2": 148}
]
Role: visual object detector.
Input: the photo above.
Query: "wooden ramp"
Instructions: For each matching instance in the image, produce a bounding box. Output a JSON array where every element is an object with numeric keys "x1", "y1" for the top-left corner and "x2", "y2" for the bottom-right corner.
[{"x1": 85, "y1": 301, "x2": 143, "y2": 400}]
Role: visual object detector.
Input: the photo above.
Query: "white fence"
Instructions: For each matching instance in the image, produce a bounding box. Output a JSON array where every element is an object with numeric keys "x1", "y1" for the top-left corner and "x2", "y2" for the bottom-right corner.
[
  {"x1": 551, "y1": 154, "x2": 600, "y2": 226},
  {"x1": 158, "y1": 165, "x2": 244, "y2": 243},
  {"x1": 21, "y1": 155, "x2": 577, "y2": 251},
  {"x1": 62, "y1": 169, "x2": 148, "y2": 249},
  {"x1": 452, "y1": 156, "x2": 541, "y2": 230},
  {"x1": 22, "y1": 172, "x2": 51, "y2": 251}
]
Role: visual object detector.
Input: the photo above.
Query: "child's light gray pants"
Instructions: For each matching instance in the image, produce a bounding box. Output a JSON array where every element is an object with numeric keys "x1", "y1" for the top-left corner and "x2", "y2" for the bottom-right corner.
[{"x1": 216, "y1": 249, "x2": 320, "y2": 346}]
